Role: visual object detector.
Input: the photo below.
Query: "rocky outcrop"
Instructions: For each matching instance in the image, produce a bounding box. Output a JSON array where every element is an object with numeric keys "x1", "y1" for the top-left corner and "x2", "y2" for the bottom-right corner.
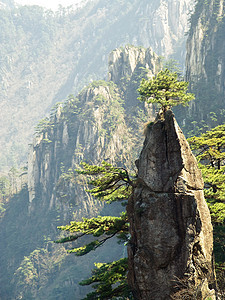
[
  {"x1": 28, "y1": 84, "x2": 130, "y2": 217},
  {"x1": 185, "y1": 0, "x2": 225, "y2": 125},
  {"x1": 108, "y1": 46, "x2": 160, "y2": 85},
  {"x1": 127, "y1": 110, "x2": 216, "y2": 299},
  {"x1": 27, "y1": 46, "x2": 160, "y2": 215},
  {"x1": 0, "y1": 46, "x2": 160, "y2": 299},
  {"x1": 0, "y1": 0, "x2": 193, "y2": 171}
]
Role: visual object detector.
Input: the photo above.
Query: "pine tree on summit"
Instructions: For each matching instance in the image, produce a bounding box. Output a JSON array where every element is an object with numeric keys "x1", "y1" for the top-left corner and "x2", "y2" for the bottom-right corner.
[{"x1": 138, "y1": 68, "x2": 194, "y2": 111}]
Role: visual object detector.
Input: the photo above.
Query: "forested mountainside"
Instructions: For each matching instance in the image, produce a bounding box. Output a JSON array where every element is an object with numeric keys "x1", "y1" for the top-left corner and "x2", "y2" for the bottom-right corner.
[
  {"x1": 185, "y1": 0, "x2": 225, "y2": 132},
  {"x1": 0, "y1": 0, "x2": 193, "y2": 170},
  {"x1": 1, "y1": 0, "x2": 225, "y2": 299},
  {"x1": 0, "y1": 46, "x2": 161, "y2": 299}
]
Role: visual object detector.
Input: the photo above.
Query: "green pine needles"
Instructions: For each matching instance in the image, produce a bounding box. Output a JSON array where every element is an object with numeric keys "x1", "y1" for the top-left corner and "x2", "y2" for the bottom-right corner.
[
  {"x1": 56, "y1": 161, "x2": 134, "y2": 299},
  {"x1": 56, "y1": 213, "x2": 128, "y2": 256},
  {"x1": 188, "y1": 124, "x2": 225, "y2": 283},
  {"x1": 76, "y1": 161, "x2": 135, "y2": 203},
  {"x1": 188, "y1": 124, "x2": 225, "y2": 209},
  {"x1": 138, "y1": 68, "x2": 195, "y2": 110},
  {"x1": 79, "y1": 258, "x2": 132, "y2": 300}
]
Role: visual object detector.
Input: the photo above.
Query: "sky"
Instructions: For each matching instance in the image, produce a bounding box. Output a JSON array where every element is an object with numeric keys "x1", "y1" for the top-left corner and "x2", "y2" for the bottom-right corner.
[{"x1": 15, "y1": 0, "x2": 85, "y2": 10}]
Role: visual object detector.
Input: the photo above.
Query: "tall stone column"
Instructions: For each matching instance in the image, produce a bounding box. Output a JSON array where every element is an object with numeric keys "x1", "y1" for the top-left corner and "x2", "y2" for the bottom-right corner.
[{"x1": 127, "y1": 110, "x2": 216, "y2": 300}]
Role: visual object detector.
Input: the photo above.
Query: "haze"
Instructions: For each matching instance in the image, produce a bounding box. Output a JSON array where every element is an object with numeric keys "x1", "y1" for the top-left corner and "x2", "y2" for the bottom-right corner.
[{"x1": 16, "y1": 0, "x2": 84, "y2": 10}]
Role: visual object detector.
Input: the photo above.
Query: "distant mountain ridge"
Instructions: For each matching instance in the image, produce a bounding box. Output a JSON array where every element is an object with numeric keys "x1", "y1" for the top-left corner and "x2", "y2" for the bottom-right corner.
[{"x1": 0, "y1": 0, "x2": 193, "y2": 171}]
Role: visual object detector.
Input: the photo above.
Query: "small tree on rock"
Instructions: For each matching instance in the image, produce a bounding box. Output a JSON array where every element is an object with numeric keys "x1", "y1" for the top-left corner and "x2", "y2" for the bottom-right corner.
[{"x1": 138, "y1": 68, "x2": 194, "y2": 111}]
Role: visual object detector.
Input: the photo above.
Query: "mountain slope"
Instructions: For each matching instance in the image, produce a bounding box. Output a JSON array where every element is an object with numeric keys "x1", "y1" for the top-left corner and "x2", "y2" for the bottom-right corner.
[
  {"x1": 0, "y1": 0, "x2": 193, "y2": 170},
  {"x1": 0, "y1": 45, "x2": 160, "y2": 299},
  {"x1": 185, "y1": 0, "x2": 225, "y2": 131}
]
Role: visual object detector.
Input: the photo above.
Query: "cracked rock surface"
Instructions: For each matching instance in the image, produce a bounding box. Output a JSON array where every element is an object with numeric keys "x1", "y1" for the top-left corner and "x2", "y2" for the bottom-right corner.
[{"x1": 127, "y1": 110, "x2": 216, "y2": 300}]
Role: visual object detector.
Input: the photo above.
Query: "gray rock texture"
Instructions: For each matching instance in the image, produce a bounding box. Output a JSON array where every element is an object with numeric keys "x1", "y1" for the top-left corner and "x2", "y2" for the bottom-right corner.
[
  {"x1": 127, "y1": 110, "x2": 216, "y2": 300},
  {"x1": 108, "y1": 46, "x2": 160, "y2": 86},
  {"x1": 0, "y1": 0, "x2": 194, "y2": 171},
  {"x1": 185, "y1": 0, "x2": 225, "y2": 124},
  {"x1": 27, "y1": 46, "x2": 160, "y2": 214}
]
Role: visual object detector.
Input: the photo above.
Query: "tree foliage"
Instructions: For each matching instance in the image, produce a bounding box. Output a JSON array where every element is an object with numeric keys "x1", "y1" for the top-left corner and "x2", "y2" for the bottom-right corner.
[
  {"x1": 138, "y1": 68, "x2": 194, "y2": 110},
  {"x1": 56, "y1": 161, "x2": 134, "y2": 299},
  {"x1": 79, "y1": 258, "x2": 132, "y2": 300},
  {"x1": 188, "y1": 124, "x2": 225, "y2": 288},
  {"x1": 188, "y1": 124, "x2": 225, "y2": 170},
  {"x1": 76, "y1": 161, "x2": 134, "y2": 203},
  {"x1": 188, "y1": 124, "x2": 225, "y2": 208},
  {"x1": 56, "y1": 213, "x2": 128, "y2": 256}
]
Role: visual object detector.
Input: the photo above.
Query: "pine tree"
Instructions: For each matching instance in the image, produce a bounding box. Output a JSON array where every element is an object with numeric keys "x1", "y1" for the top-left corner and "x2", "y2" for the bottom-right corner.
[
  {"x1": 188, "y1": 125, "x2": 225, "y2": 294},
  {"x1": 188, "y1": 124, "x2": 225, "y2": 208},
  {"x1": 56, "y1": 161, "x2": 135, "y2": 299},
  {"x1": 138, "y1": 68, "x2": 194, "y2": 111}
]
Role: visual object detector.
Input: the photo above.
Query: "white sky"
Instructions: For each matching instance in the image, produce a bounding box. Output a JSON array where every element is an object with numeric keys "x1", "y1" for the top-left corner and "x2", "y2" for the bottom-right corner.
[{"x1": 15, "y1": 0, "x2": 84, "y2": 10}]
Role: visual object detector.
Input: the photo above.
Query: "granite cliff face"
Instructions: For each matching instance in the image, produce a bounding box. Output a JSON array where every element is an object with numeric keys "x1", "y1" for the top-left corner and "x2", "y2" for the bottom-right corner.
[
  {"x1": 0, "y1": 0, "x2": 193, "y2": 170},
  {"x1": 108, "y1": 46, "x2": 159, "y2": 85},
  {"x1": 186, "y1": 0, "x2": 224, "y2": 82},
  {"x1": 185, "y1": 0, "x2": 225, "y2": 125},
  {"x1": 134, "y1": 0, "x2": 194, "y2": 60},
  {"x1": 127, "y1": 110, "x2": 216, "y2": 299},
  {"x1": 28, "y1": 83, "x2": 131, "y2": 217},
  {"x1": 27, "y1": 45, "x2": 160, "y2": 215},
  {"x1": 0, "y1": 46, "x2": 160, "y2": 299}
]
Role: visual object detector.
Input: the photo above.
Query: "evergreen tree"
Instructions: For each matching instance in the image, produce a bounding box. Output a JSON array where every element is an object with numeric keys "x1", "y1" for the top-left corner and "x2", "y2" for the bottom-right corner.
[
  {"x1": 188, "y1": 125, "x2": 225, "y2": 294},
  {"x1": 56, "y1": 161, "x2": 135, "y2": 299},
  {"x1": 79, "y1": 258, "x2": 130, "y2": 300},
  {"x1": 138, "y1": 68, "x2": 194, "y2": 111},
  {"x1": 188, "y1": 124, "x2": 225, "y2": 207}
]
